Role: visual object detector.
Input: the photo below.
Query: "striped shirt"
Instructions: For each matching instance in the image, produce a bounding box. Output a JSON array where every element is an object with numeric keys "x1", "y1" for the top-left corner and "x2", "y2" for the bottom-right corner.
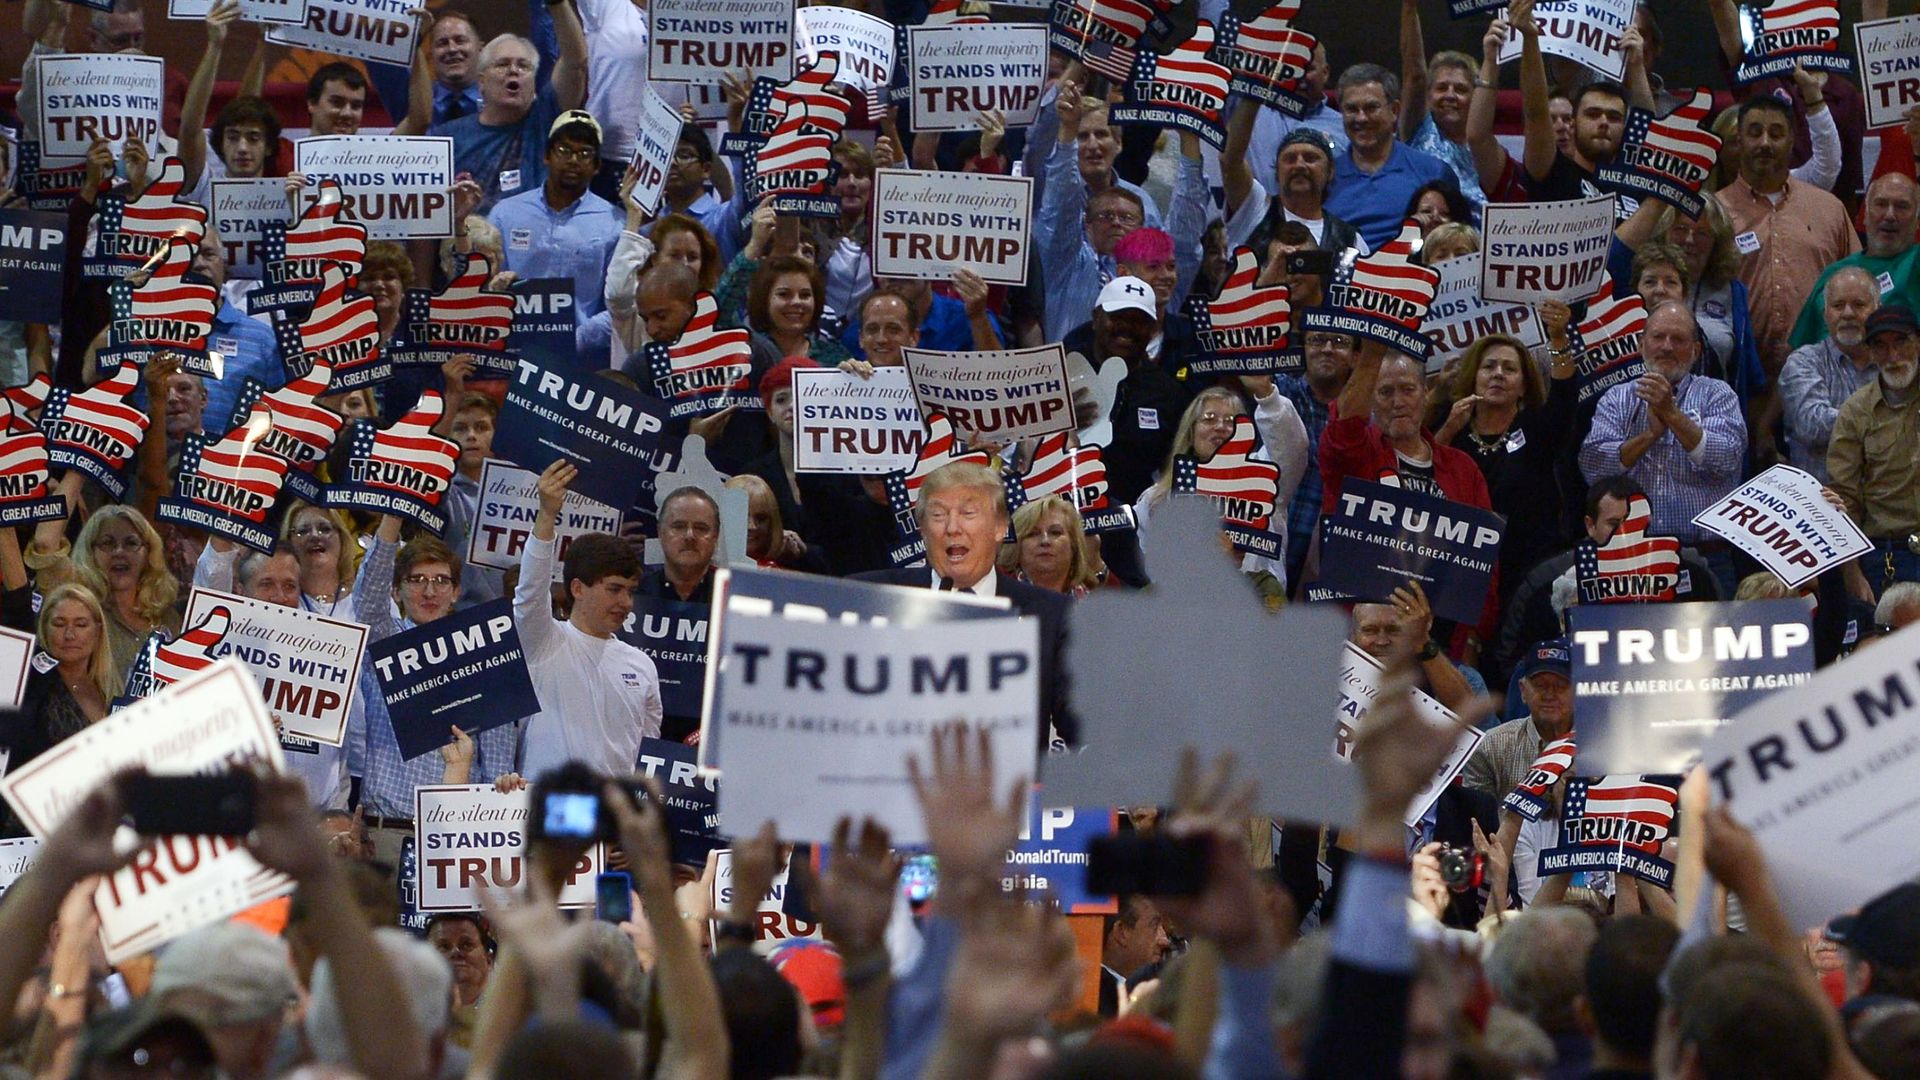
[{"x1": 1578, "y1": 375, "x2": 1746, "y2": 544}]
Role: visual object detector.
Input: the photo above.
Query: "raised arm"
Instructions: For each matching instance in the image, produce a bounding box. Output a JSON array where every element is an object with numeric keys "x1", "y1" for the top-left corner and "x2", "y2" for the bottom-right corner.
[
  {"x1": 1467, "y1": 15, "x2": 1512, "y2": 199},
  {"x1": 179, "y1": 0, "x2": 240, "y2": 190},
  {"x1": 1222, "y1": 98, "x2": 1260, "y2": 220},
  {"x1": 1335, "y1": 339, "x2": 1386, "y2": 420},
  {"x1": 391, "y1": 12, "x2": 435, "y2": 137},
  {"x1": 1514, "y1": 1, "x2": 1556, "y2": 182},
  {"x1": 1620, "y1": 23, "x2": 1654, "y2": 112},
  {"x1": 1707, "y1": 0, "x2": 1745, "y2": 68},
  {"x1": 548, "y1": 0, "x2": 588, "y2": 111},
  {"x1": 1399, "y1": 0, "x2": 1430, "y2": 142}
]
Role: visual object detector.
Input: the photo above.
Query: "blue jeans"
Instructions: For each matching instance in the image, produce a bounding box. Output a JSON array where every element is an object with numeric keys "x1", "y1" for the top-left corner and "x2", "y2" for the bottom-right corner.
[{"x1": 1865, "y1": 539, "x2": 1920, "y2": 599}]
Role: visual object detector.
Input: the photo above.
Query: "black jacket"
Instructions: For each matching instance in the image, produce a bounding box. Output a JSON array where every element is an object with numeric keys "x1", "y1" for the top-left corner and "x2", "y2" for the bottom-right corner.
[{"x1": 848, "y1": 568, "x2": 1074, "y2": 749}]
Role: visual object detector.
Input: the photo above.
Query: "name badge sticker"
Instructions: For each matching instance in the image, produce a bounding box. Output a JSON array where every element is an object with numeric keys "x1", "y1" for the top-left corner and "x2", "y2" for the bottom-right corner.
[
  {"x1": 510, "y1": 228, "x2": 532, "y2": 251},
  {"x1": 1137, "y1": 407, "x2": 1159, "y2": 431},
  {"x1": 499, "y1": 169, "x2": 522, "y2": 193},
  {"x1": 1878, "y1": 271, "x2": 1896, "y2": 295},
  {"x1": 1735, "y1": 231, "x2": 1761, "y2": 255}
]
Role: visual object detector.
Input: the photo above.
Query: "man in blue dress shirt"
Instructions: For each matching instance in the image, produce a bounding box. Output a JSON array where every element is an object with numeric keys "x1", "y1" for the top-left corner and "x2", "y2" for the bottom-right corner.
[
  {"x1": 487, "y1": 110, "x2": 622, "y2": 346},
  {"x1": 1323, "y1": 64, "x2": 1453, "y2": 251}
]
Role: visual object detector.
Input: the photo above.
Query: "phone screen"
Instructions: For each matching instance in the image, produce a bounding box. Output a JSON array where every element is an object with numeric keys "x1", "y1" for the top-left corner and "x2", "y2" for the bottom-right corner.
[
  {"x1": 542, "y1": 792, "x2": 600, "y2": 840},
  {"x1": 596, "y1": 872, "x2": 633, "y2": 922},
  {"x1": 900, "y1": 854, "x2": 938, "y2": 907}
]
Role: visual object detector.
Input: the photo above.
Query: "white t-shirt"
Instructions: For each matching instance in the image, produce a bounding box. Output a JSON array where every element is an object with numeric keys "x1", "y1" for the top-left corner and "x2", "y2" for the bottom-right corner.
[{"x1": 515, "y1": 535, "x2": 663, "y2": 777}]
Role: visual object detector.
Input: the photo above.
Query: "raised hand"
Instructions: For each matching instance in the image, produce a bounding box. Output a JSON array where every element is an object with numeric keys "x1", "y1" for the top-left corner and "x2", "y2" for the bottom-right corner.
[
  {"x1": 817, "y1": 817, "x2": 896, "y2": 957},
  {"x1": 1153, "y1": 748, "x2": 1275, "y2": 960},
  {"x1": 243, "y1": 769, "x2": 332, "y2": 882},
  {"x1": 534, "y1": 459, "x2": 576, "y2": 518},
  {"x1": 941, "y1": 901, "x2": 1079, "y2": 1043},
  {"x1": 906, "y1": 723, "x2": 1026, "y2": 918}
]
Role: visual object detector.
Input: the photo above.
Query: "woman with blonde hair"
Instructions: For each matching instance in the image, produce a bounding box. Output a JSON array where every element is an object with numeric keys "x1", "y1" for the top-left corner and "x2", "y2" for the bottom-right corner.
[
  {"x1": 998, "y1": 497, "x2": 1102, "y2": 597},
  {"x1": 1136, "y1": 378, "x2": 1308, "y2": 601},
  {"x1": 1612, "y1": 196, "x2": 1763, "y2": 402},
  {"x1": 0, "y1": 525, "x2": 117, "y2": 786},
  {"x1": 28, "y1": 477, "x2": 181, "y2": 686},
  {"x1": 194, "y1": 502, "x2": 361, "y2": 618}
]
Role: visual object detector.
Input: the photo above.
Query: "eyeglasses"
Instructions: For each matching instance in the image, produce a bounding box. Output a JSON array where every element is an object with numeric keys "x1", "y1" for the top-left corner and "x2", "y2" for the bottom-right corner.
[
  {"x1": 1304, "y1": 333, "x2": 1353, "y2": 350},
  {"x1": 91, "y1": 536, "x2": 147, "y2": 553},
  {"x1": 1088, "y1": 210, "x2": 1142, "y2": 226},
  {"x1": 403, "y1": 574, "x2": 456, "y2": 591},
  {"x1": 1197, "y1": 411, "x2": 1241, "y2": 427},
  {"x1": 488, "y1": 57, "x2": 535, "y2": 74},
  {"x1": 291, "y1": 522, "x2": 337, "y2": 538},
  {"x1": 550, "y1": 144, "x2": 597, "y2": 163}
]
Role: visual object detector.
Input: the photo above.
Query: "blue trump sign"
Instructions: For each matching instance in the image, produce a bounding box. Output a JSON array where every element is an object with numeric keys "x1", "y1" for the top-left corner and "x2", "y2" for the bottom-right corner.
[
  {"x1": 494, "y1": 356, "x2": 671, "y2": 513},
  {"x1": 1316, "y1": 479, "x2": 1505, "y2": 625},
  {"x1": 1006, "y1": 804, "x2": 1117, "y2": 914},
  {"x1": 1569, "y1": 599, "x2": 1815, "y2": 776},
  {"x1": 369, "y1": 598, "x2": 540, "y2": 759},
  {"x1": 636, "y1": 737, "x2": 723, "y2": 867}
]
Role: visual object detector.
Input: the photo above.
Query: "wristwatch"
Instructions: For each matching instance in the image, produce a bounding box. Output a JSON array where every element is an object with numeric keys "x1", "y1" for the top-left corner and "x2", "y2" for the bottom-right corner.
[
  {"x1": 713, "y1": 919, "x2": 756, "y2": 946},
  {"x1": 1417, "y1": 640, "x2": 1441, "y2": 662}
]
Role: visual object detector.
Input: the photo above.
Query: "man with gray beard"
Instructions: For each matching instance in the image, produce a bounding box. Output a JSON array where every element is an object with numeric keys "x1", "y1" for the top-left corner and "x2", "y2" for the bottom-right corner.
[
  {"x1": 1780, "y1": 266, "x2": 1879, "y2": 482},
  {"x1": 1830, "y1": 304, "x2": 1920, "y2": 598}
]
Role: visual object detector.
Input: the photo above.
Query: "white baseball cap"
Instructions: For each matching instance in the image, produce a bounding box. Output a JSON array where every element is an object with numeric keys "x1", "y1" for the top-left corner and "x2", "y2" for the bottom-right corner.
[{"x1": 1095, "y1": 275, "x2": 1158, "y2": 319}]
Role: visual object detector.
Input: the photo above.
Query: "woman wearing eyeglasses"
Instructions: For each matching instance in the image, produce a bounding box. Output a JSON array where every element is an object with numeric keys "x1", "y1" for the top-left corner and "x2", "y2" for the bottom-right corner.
[
  {"x1": 194, "y1": 503, "x2": 362, "y2": 618},
  {"x1": 1134, "y1": 379, "x2": 1309, "y2": 604},
  {"x1": 26, "y1": 476, "x2": 181, "y2": 688}
]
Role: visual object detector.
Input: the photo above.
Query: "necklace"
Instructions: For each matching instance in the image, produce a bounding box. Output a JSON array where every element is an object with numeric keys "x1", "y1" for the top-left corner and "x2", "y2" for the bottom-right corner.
[{"x1": 1466, "y1": 428, "x2": 1507, "y2": 454}]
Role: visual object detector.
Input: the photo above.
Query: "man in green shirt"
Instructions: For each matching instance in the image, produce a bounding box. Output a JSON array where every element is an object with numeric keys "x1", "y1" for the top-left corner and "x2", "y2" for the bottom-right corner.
[{"x1": 1790, "y1": 173, "x2": 1920, "y2": 348}]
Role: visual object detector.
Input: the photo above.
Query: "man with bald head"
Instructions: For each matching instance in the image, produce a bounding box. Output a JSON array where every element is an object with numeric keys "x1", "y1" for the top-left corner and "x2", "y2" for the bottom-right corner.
[
  {"x1": 1790, "y1": 172, "x2": 1920, "y2": 349},
  {"x1": 618, "y1": 262, "x2": 779, "y2": 473},
  {"x1": 1581, "y1": 300, "x2": 1747, "y2": 594},
  {"x1": 1781, "y1": 265, "x2": 1880, "y2": 481}
]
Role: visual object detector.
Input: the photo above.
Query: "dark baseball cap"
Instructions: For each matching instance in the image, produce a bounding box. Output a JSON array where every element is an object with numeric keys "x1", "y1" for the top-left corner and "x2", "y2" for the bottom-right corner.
[
  {"x1": 76, "y1": 998, "x2": 218, "y2": 1076},
  {"x1": 1276, "y1": 128, "x2": 1336, "y2": 162},
  {"x1": 1517, "y1": 638, "x2": 1572, "y2": 681},
  {"x1": 1827, "y1": 883, "x2": 1920, "y2": 969},
  {"x1": 1865, "y1": 305, "x2": 1919, "y2": 343}
]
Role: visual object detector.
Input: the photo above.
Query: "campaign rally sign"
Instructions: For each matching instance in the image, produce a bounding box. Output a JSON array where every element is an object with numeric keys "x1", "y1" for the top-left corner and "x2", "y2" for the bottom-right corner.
[
  {"x1": 1184, "y1": 247, "x2": 1295, "y2": 376},
  {"x1": 791, "y1": 366, "x2": 923, "y2": 474},
  {"x1": 714, "y1": 607, "x2": 1036, "y2": 844},
  {"x1": 0, "y1": 390, "x2": 64, "y2": 527},
  {"x1": 227, "y1": 354, "x2": 349, "y2": 475},
  {"x1": 644, "y1": 293, "x2": 759, "y2": 419},
  {"x1": 11, "y1": 143, "x2": 88, "y2": 214},
  {"x1": 871, "y1": 169, "x2": 1033, "y2": 287},
  {"x1": 155, "y1": 406, "x2": 293, "y2": 552},
  {"x1": 1856, "y1": 16, "x2": 1920, "y2": 128},
  {"x1": 183, "y1": 587, "x2": 367, "y2": 746},
  {"x1": 904, "y1": 344, "x2": 1072, "y2": 442},
  {"x1": 292, "y1": 136, "x2": 455, "y2": 239},
  {"x1": 413, "y1": 785, "x2": 600, "y2": 911},
  {"x1": 1576, "y1": 493, "x2": 1682, "y2": 604},
  {"x1": 1495, "y1": 0, "x2": 1636, "y2": 80},
  {"x1": 1504, "y1": 734, "x2": 1577, "y2": 821},
  {"x1": 795, "y1": 6, "x2": 895, "y2": 115},
  {"x1": 273, "y1": 263, "x2": 389, "y2": 392},
  {"x1": 0, "y1": 208, "x2": 65, "y2": 323},
  {"x1": 723, "y1": 52, "x2": 854, "y2": 153},
  {"x1": 1334, "y1": 642, "x2": 1483, "y2": 826},
  {"x1": 1004, "y1": 434, "x2": 1134, "y2": 535},
  {"x1": 209, "y1": 178, "x2": 292, "y2": 282},
  {"x1": 637, "y1": 737, "x2": 724, "y2": 866},
  {"x1": 97, "y1": 237, "x2": 219, "y2": 377},
  {"x1": 649, "y1": 0, "x2": 795, "y2": 82},
  {"x1": 1048, "y1": 0, "x2": 1175, "y2": 82},
  {"x1": 1007, "y1": 804, "x2": 1117, "y2": 914},
  {"x1": 1480, "y1": 194, "x2": 1614, "y2": 305},
  {"x1": 247, "y1": 180, "x2": 367, "y2": 315},
  {"x1": 627, "y1": 90, "x2": 685, "y2": 217},
  {"x1": 33, "y1": 53, "x2": 165, "y2": 164},
  {"x1": 466, "y1": 459, "x2": 623, "y2": 579},
  {"x1": 0, "y1": 661, "x2": 291, "y2": 962},
  {"x1": 0, "y1": 839, "x2": 42, "y2": 901},
  {"x1": 39, "y1": 366, "x2": 148, "y2": 499},
  {"x1": 1734, "y1": 0, "x2": 1853, "y2": 83},
  {"x1": 1109, "y1": 22, "x2": 1232, "y2": 149},
  {"x1": 494, "y1": 356, "x2": 668, "y2": 512},
  {"x1": 370, "y1": 598, "x2": 541, "y2": 760},
  {"x1": 1421, "y1": 257, "x2": 1544, "y2": 373},
  {"x1": 906, "y1": 24, "x2": 1049, "y2": 131},
  {"x1": 267, "y1": 0, "x2": 421, "y2": 67},
  {"x1": 1570, "y1": 283, "x2": 1647, "y2": 404},
  {"x1": 711, "y1": 849, "x2": 822, "y2": 951},
  {"x1": 388, "y1": 253, "x2": 514, "y2": 371},
  {"x1": 1695, "y1": 465, "x2": 1872, "y2": 589},
  {"x1": 1448, "y1": 0, "x2": 1507, "y2": 17},
  {"x1": 83, "y1": 158, "x2": 209, "y2": 280},
  {"x1": 622, "y1": 598, "x2": 710, "y2": 718},
  {"x1": 1170, "y1": 416, "x2": 1283, "y2": 559},
  {"x1": 1596, "y1": 90, "x2": 1721, "y2": 218},
  {"x1": 1209, "y1": 1, "x2": 1318, "y2": 116},
  {"x1": 508, "y1": 278, "x2": 578, "y2": 370},
  {"x1": 1570, "y1": 599, "x2": 1815, "y2": 776},
  {"x1": 1317, "y1": 479, "x2": 1505, "y2": 624},
  {"x1": 1299, "y1": 224, "x2": 1438, "y2": 358},
  {"x1": 169, "y1": 0, "x2": 307, "y2": 24},
  {"x1": 1702, "y1": 623, "x2": 1920, "y2": 930},
  {"x1": 743, "y1": 96, "x2": 844, "y2": 217},
  {"x1": 326, "y1": 392, "x2": 460, "y2": 535},
  {"x1": 696, "y1": 565, "x2": 1013, "y2": 770},
  {"x1": 0, "y1": 623, "x2": 30, "y2": 712},
  {"x1": 1538, "y1": 775, "x2": 1681, "y2": 886}
]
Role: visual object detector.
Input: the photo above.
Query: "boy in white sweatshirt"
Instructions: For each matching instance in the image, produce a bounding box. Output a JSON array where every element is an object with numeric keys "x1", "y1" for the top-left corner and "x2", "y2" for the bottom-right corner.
[{"x1": 515, "y1": 460, "x2": 664, "y2": 778}]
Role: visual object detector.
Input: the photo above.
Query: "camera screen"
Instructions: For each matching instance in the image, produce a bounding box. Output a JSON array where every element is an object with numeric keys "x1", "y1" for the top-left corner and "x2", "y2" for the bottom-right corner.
[{"x1": 543, "y1": 793, "x2": 600, "y2": 838}]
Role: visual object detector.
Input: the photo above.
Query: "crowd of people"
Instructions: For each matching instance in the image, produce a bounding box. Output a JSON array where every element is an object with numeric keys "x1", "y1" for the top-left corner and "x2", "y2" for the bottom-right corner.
[{"x1": 2, "y1": 0, "x2": 1920, "y2": 1076}]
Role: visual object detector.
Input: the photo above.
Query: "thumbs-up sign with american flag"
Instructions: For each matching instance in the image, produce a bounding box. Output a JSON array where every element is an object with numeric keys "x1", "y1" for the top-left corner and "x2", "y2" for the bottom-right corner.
[
  {"x1": 1304, "y1": 221, "x2": 1438, "y2": 358},
  {"x1": 253, "y1": 353, "x2": 347, "y2": 467},
  {"x1": 39, "y1": 365, "x2": 149, "y2": 498},
  {"x1": 644, "y1": 292, "x2": 756, "y2": 418},
  {"x1": 104, "y1": 235, "x2": 219, "y2": 359},
  {"x1": 0, "y1": 392, "x2": 66, "y2": 525},
  {"x1": 1212, "y1": 0, "x2": 1317, "y2": 112},
  {"x1": 90, "y1": 157, "x2": 208, "y2": 276},
  {"x1": 158, "y1": 404, "x2": 294, "y2": 551},
  {"x1": 395, "y1": 252, "x2": 514, "y2": 362},
  {"x1": 275, "y1": 263, "x2": 387, "y2": 390},
  {"x1": 1114, "y1": 21, "x2": 1231, "y2": 148},
  {"x1": 1186, "y1": 246, "x2": 1292, "y2": 373},
  {"x1": 328, "y1": 390, "x2": 461, "y2": 535},
  {"x1": 1172, "y1": 416, "x2": 1279, "y2": 531}
]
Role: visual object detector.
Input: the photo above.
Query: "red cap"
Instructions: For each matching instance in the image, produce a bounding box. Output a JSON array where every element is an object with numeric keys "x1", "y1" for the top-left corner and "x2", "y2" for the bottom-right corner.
[{"x1": 770, "y1": 941, "x2": 845, "y2": 1028}]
